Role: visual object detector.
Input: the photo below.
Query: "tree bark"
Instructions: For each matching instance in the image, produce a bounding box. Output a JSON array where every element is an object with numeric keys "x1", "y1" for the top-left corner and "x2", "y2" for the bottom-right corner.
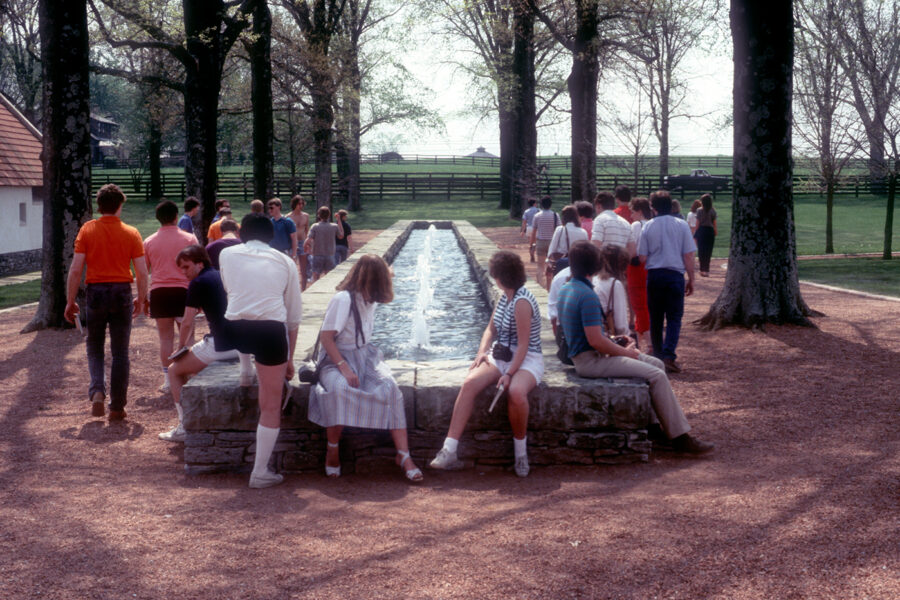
[
  {"x1": 25, "y1": 0, "x2": 92, "y2": 332},
  {"x1": 568, "y1": 0, "x2": 599, "y2": 204},
  {"x1": 698, "y1": 0, "x2": 814, "y2": 330},
  {"x1": 825, "y1": 179, "x2": 834, "y2": 254},
  {"x1": 884, "y1": 168, "x2": 896, "y2": 260},
  {"x1": 498, "y1": 103, "x2": 516, "y2": 210},
  {"x1": 510, "y1": 1, "x2": 537, "y2": 219},
  {"x1": 148, "y1": 121, "x2": 162, "y2": 201},
  {"x1": 250, "y1": 0, "x2": 274, "y2": 201}
]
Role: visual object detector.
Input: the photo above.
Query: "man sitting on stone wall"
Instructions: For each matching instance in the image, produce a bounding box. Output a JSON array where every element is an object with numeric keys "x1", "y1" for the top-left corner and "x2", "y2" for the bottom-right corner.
[
  {"x1": 556, "y1": 241, "x2": 713, "y2": 455},
  {"x1": 159, "y1": 245, "x2": 255, "y2": 442}
]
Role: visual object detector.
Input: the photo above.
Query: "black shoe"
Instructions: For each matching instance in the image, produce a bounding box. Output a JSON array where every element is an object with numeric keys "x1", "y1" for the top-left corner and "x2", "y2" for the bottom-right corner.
[
  {"x1": 664, "y1": 359, "x2": 682, "y2": 374},
  {"x1": 671, "y1": 434, "x2": 714, "y2": 455},
  {"x1": 648, "y1": 424, "x2": 674, "y2": 450}
]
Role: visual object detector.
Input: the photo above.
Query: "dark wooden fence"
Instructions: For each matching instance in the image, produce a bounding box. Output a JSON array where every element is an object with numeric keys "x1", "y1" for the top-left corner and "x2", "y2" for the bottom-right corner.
[{"x1": 90, "y1": 170, "x2": 885, "y2": 203}]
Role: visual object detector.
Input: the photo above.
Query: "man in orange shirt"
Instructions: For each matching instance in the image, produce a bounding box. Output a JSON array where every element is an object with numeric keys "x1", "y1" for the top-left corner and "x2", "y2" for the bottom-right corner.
[{"x1": 64, "y1": 184, "x2": 149, "y2": 421}]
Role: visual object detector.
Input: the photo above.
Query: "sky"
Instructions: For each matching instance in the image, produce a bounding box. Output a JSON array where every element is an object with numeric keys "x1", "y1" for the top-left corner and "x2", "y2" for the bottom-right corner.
[{"x1": 367, "y1": 17, "x2": 734, "y2": 159}]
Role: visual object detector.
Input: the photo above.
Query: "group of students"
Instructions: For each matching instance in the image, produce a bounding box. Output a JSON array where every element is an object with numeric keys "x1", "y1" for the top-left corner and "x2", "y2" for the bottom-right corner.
[
  {"x1": 522, "y1": 185, "x2": 717, "y2": 373},
  {"x1": 65, "y1": 183, "x2": 712, "y2": 490}
]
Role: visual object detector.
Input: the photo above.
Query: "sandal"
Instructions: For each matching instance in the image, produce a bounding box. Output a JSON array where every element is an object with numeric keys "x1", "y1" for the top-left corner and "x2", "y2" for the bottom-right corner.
[
  {"x1": 325, "y1": 441, "x2": 341, "y2": 478},
  {"x1": 396, "y1": 450, "x2": 423, "y2": 483}
]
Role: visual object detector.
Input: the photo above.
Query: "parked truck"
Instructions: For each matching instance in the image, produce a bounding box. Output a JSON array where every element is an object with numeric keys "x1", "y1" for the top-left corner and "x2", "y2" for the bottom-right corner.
[{"x1": 662, "y1": 169, "x2": 729, "y2": 192}]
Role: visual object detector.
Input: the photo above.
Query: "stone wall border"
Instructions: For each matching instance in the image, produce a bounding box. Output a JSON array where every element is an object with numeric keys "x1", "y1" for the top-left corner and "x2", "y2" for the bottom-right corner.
[{"x1": 181, "y1": 221, "x2": 651, "y2": 475}]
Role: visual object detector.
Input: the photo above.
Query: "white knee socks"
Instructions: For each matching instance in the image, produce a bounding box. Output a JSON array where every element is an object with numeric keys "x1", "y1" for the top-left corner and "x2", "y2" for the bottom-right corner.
[
  {"x1": 513, "y1": 436, "x2": 528, "y2": 458},
  {"x1": 238, "y1": 352, "x2": 254, "y2": 376},
  {"x1": 252, "y1": 424, "x2": 280, "y2": 476}
]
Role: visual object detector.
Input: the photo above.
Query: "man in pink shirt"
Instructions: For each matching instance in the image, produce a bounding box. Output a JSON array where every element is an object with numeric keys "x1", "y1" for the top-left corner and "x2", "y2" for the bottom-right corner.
[{"x1": 143, "y1": 200, "x2": 199, "y2": 392}]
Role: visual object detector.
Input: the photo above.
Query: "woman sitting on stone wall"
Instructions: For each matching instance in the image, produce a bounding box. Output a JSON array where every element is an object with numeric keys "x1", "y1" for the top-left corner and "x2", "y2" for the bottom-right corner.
[
  {"x1": 429, "y1": 250, "x2": 544, "y2": 477},
  {"x1": 307, "y1": 254, "x2": 423, "y2": 482}
]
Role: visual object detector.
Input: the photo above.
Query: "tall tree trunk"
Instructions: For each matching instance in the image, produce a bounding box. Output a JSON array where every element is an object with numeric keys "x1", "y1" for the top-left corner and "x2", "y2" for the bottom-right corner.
[
  {"x1": 25, "y1": 0, "x2": 92, "y2": 332},
  {"x1": 498, "y1": 103, "x2": 516, "y2": 210},
  {"x1": 183, "y1": 0, "x2": 229, "y2": 240},
  {"x1": 312, "y1": 84, "x2": 333, "y2": 209},
  {"x1": 884, "y1": 167, "x2": 896, "y2": 260},
  {"x1": 698, "y1": 0, "x2": 814, "y2": 330},
  {"x1": 344, "y1": 46, "x2": 362, "y2": 212},
  {"x1": 510, "y1": 1, "x2": 537, "y2": 219},
  {"x1": 250, "y1": 0, "x2": 274, "y2": 201},
  {"x1": 568, "y1": 0, "x2": 599, "y2": 204},
  {"x1": 658, "y1": 110, "x2": 670, "y2": 182},
  {"x1": 148, "y1": 121, "x2": 162, "y2": 200},
  {"x1": 334, "y1": 140, "x2": 349, "y2": 208},
  {"x1": 825, "y1": 179, "x2": 834, "y2": 254}
]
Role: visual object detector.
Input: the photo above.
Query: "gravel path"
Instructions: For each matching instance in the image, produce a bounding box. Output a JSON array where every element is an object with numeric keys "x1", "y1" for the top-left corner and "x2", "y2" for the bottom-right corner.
[{"x1": 0, "y1": 228, "x2": 897, "y2": 599}]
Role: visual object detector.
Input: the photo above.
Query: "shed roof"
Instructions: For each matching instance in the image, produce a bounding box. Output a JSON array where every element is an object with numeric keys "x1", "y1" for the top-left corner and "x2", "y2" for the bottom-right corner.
[
  {"x1": 0, "y1": 93, "x2": 42, "y2": 187},
  {"x1": 465, "y1": 146, "x2": 498, "y2": 158}
]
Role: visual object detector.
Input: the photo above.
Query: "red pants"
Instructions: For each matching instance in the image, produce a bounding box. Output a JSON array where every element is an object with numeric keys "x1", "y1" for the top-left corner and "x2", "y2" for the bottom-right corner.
[{"x1": 627, "y1": 263, "x2": 649, "y2": 333}]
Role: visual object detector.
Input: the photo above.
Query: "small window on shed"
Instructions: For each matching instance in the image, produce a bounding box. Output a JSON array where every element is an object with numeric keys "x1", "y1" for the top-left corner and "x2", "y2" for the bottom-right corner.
[{"x1": 19, "y1": 203, "x2": 27, "y2": 226}]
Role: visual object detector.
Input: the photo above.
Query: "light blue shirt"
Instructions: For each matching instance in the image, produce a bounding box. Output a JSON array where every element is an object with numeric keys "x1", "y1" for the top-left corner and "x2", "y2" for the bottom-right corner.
[{"x1": 638, "y1": 214, "x2": 696, "y2": 272}]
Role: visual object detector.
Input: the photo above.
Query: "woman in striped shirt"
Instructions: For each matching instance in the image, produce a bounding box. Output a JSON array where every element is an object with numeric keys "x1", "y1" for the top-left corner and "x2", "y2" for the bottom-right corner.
[{"x1": 429, "y1": 251, "x2": 544, "y2": 477}]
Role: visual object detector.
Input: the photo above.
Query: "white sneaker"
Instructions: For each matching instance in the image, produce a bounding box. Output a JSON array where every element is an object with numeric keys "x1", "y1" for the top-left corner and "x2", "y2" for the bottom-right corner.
[
  {"x1": 158, "y1": 380, "x2": 171, "y2": 394},
  {"x1": 158, "y1": 424, "x2": 186, "y2": 442},
  {"x1": 514, "y1": 455, "x2": 530, "y2": 478},
  {"x1": 429, "y1": 448, "x2": 464, "y2": 470},
  {"x1": 249, "y1": 470, "x2": 284, "y2": 489}
]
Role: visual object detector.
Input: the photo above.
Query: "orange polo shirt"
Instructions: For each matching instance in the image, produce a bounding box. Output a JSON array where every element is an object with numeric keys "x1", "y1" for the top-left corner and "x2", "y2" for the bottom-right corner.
[{"x1": 74, "y1": 215, "x2": 144, "y2": 284}]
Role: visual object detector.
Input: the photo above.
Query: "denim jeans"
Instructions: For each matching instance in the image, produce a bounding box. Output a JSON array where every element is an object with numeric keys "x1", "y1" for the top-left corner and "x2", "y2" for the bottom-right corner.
[
  {"x1": 85, "y1": 283, "x2": 133, "y2": 410},
  {"x1": 334, "y1": 245, "x2": 349, "y2": 265},
  {"x1": 646, "y1": 269, "x2": 685, "y2": 362}
]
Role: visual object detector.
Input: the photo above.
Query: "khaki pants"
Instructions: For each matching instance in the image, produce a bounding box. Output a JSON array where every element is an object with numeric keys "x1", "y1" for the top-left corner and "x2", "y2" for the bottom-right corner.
[{"x1": 571, "y1": 350, "x2": 690, "y2": 438}]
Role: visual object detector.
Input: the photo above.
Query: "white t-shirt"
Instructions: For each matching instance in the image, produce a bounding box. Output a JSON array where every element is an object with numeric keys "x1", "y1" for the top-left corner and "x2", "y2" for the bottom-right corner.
[
  {"x1": 320, "y1": 290, "x2": 377, "y2": 351},
  {"x1": 547, "y1": 267, "x2": 572, "y2": 322},
  {"x1": 687, "y1": 211, "x2": 698, "y2": 230},
  {"x1": 631, "y1": 219, "x2": 648, "y2": 250},
  {"x1": 548, "y1": 223, "x2": 588, "y2": 257},
  {"x1": 592, "y1": 276, "x2": 628, "y2": 335},
  {"x1": 220, "y1": 240, "x2": 303, "y2": 327}
]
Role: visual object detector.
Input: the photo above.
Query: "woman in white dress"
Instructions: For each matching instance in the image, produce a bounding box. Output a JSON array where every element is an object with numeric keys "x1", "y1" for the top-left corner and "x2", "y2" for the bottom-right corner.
[{"x1": 307, "y1": 254, "x2": 423, "y2": 482}]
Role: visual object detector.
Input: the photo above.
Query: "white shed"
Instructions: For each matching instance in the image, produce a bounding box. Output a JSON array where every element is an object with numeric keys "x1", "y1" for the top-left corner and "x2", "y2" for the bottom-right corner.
[{"x1": 0, "y1": 93, "x2": 43, "y2": 276}]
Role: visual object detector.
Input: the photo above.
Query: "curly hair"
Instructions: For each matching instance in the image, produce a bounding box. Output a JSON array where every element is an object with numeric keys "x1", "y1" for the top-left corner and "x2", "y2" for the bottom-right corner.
[
  {"x1": 489, "y1": 250, "x2": 526, "y2": 291},
  {"x1": 601, "y1": 245, "x2": 628, "y2": 281},
  {"x1": 336, "y1": 254, "x2": 394, "y2": 304}
]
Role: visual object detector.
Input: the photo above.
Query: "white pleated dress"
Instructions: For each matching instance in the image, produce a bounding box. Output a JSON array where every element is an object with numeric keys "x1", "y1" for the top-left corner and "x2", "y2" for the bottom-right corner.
[{"x1": 307, "y1": 291, "x2": 406, "y2": 429}]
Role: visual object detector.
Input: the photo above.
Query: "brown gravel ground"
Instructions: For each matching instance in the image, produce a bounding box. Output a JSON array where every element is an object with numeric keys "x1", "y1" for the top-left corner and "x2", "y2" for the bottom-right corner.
[{"x1": 0, "y1": 227, "x2": 898, "y2": 600}]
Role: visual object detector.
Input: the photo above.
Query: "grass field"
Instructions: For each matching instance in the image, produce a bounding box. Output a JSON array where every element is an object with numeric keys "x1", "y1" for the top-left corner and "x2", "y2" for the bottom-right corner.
[
  {"x1": 798, "y1": 258, "x2": 900, "y2": 297},
  {"x1": 0, "y1": 279, "x2": 40, "y2": 310}
]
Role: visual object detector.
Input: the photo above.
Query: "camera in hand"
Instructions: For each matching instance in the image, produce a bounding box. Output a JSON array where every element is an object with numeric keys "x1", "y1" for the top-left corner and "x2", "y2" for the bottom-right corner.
[
  {"x1": 612, "y1": 335, "x2": 630, "y2": 347},
  {"x1": 491, "y1": 343, "x2": 513, "y2": 362}
]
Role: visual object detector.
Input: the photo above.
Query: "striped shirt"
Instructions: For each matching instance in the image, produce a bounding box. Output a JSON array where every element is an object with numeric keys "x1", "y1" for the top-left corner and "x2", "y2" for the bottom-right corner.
[
  {"x1": 532, "y1": 209, "x2": 559, "y2": 241},
  {"x1": 492, "y1": 286, "x2": 542, "y2": 354},
  {"x1": 591, "y1": 210, "x2": 634, "y2": 248},
  {"x1": 557, "y1": 277, "x2": 606, "y2": 358}
]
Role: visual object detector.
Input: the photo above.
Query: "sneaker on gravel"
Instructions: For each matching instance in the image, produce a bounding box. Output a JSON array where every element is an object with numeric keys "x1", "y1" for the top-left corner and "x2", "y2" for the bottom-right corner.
[
  {"x1": 249, "y1": 470, "x2": 284, "y2": 489},
  {"x1": 429, "y1": 448, "x2": 464, "y2": 470},
  {"x1": 158, "y1": 380, "x2": 171, "y2": 394},
  {"x1": 158, "y1": 424, "x2": 186, "y2": 442},
  {"x1": 514, "y1": 455, "x2": 530, "y2": 478}
]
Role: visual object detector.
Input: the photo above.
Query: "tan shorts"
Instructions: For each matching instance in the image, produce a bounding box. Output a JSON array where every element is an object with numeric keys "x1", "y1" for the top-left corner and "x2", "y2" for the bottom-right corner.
[{"x1": 535, "y1": 238, "x2": 551, "y2": 258}]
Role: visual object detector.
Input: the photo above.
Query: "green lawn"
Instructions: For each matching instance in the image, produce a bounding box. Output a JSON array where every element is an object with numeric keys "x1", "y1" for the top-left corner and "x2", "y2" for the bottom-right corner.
[
  {"x1": 0, "y1": 279, "x2": 41, "y2": 310},
  {"x1": 798, "y1": 257, "x2": 900, "y2": 297}
]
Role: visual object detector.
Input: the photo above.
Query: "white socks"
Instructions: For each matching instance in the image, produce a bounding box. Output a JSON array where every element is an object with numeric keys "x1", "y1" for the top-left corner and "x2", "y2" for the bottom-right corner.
[
  {"x1": 252, "y1": 424, "x2": 280, "y2": 476},
  {"x1": 442, "y1": 437, "x2": 459, "y2": 454},
  {"x1": 513, "y1": 436, "x2": 528, "y2": 458},
  {"x1": 238, "y1": 353, "x2": 254, "y2": 376},
  {"x1": 175, "y1": 402, "x2": 184, "y2": 424}
]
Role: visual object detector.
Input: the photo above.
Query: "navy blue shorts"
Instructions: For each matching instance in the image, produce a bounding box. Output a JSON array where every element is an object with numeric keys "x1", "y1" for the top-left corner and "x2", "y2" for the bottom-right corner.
[
  {"x1": 222, "y1": 319, "x2": 289, "y2": 366},
  {"x1": 149, "y1": 287, "x2": 187, "y2": 319}
]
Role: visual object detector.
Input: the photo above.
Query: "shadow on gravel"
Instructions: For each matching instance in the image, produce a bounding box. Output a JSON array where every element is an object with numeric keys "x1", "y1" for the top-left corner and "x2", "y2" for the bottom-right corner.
[{"x1": 59, "y1": 420, "x2": 145, "y2": 443}]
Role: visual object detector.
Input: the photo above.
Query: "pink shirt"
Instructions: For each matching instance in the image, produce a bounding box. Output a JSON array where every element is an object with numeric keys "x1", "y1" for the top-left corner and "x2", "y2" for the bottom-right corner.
[
  {"x1": 143, "y1": 225, "x2": 198, "y2": 290},
  {"x1": 580, "y1": 217, "x2": 593, "y2": 240}
]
